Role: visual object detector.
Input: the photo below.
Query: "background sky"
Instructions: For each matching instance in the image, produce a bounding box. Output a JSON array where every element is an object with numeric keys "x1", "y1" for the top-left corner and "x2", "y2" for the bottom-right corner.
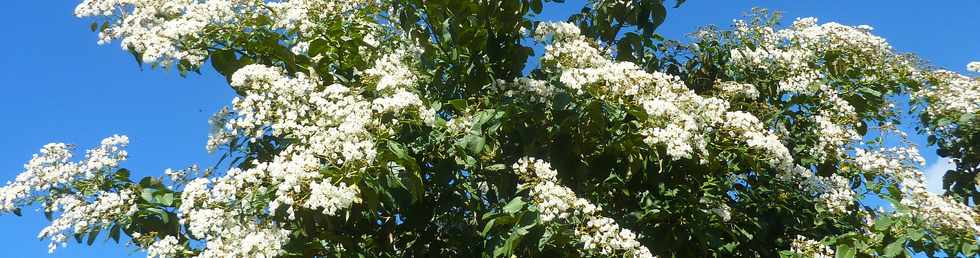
[{"x1": 0, "y1": 1, "x2": 976, "y2": 257}]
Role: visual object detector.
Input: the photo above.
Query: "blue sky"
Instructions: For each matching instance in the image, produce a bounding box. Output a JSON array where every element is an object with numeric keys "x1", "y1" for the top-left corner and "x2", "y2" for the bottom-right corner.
[{"x1": 0, "y1": 1, "x2": 976, "y2": 257}]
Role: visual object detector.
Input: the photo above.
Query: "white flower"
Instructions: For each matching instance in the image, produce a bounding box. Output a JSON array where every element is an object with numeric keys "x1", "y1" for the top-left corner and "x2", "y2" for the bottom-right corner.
[
  {"x1": 789, "y1": 235, "x2": 835, "y2": 258},
  {"x1": 290, "y1": 41, "x2": 310, "y2": 55},
  {"x1": 38, "y1": 189, "x2": 138, "y2": 253},
  {"x1": 816, "y1": 175, "x2": 855, "y2": 215},
  {"x1": 0, "y1": 135, "x2": 134, "y2": 254},
  {"x1": 305, "y1": 180, "x2": 360, "y2": 216},
  {"x1": 716, "y1": 81, "x2": 759, "y2": 100},
  {"x1": 853, "y1": 147, "x2": 980, "y2": 234},
  {"x1": 968, "y1": 61, "x2": 980, "y2": 73},
  {"x1": 513, "y1": 158, "x2": 652, "y2": 258},
  {"x1": 918, "y1": 70, "x2": 980, "y2": 120},
  {"x1": 535, "y1": 22, "x2": 581, "y2": 42},
  {"x1": 147, "y1": 236, "x2": 184, "y2": 258},
  {"x1": 363, "y1": 46, "x2": 421, "y2": 92}
]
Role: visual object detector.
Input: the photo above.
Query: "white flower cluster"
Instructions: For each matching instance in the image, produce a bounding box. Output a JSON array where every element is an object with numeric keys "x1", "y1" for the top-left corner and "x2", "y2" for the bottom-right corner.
[
  {"x1": 266, "y1": 0, "x2": 374, "y2": 35},
  {"x1": 810, "y1": 114, "x2": 858, "y2": 161},
  {"x1": 538, "y1": 22, "x2": 793, "y2": 169},
  {"x1": 445, "y1": 113, "x2": 476, "y2": 136},
  {"x1": 74, "y1": 0, "x2": 377, "y2": 68},
  {"x1": 529, "y1": 181, "x2": 597, "y2": 222},
  {"x1": 0, "y1": 143, "x2": 74, "y2": 212},
  {"x1": 172, "y1": 27, "x2": 427, "y2": 256},
  {"x1": 230, "y1": 64, "x2": 379, "y2": 163},
  {"x1": 196, "y1": 225, "x2": 291, "y2": 258},
  {"x1": 307, "y1": 179, "x2": 360, "y2": 216},
  {"x1": 721, "y1": 111, "x2": 795, "y2": 170},
  {"x1": 853, "y1": 147, "x2": 980, "y2": 235},
  {"x1": 968, "y1": 61, "x2": 980, "y2": 73},
  {"x1": 814, "y1": 175, "x2": 855, "y2": 215},
  {"x1": 495, "y1": 78, "x2": 558, "y2": 105},
  {"x1": 206, "y1": 106, "x2": 232, "y2": 153},
  {"x1": 714, "y1": 81, "x2": 760, "y2": 100},
  {"x1": 178, "y1": 176, "x2": 294, "y2": 258},
  {"x1": 774, "y1": 162, "x2": 859, "y2": 217},
  {"x1": 513, "y1": 157, "x2": 654, "y2": 258},
  {"x1": 195, "y1": 47, "x2": 425, "y2": 224},
  {"x1": 811, "y1": 87, "x2": 862, "y2": 161},
  {"x1": 789, "y1": 235, "x2": 835, "y2": 258},
  {"x1": 728, "y1": 17, "x2": 896, "y2": 96},
  {"x1": 918, "y1": 70, "x2": 980, "y2": 120},
  {"x1": 146, "y1": 235, "x2": 185, "y2": 258},
  {"x1": 40, "y1": 190, "x2": 139, "y2": 253},
  {"x1": 362, "y1": 46, "x2": 421, "y2": 92},
  {"x1": 537, "y1": 23, "x2": 608, "y2": 70},
  {"x1": 0, "y1": 136, "x2": 134, "y2": 253},
  {"x1": 577, "y1": 217, "x2": 651, "y2": 258},
  {"x1": 535, "y1": 22, "x2": 585, "y2": 42},
  {"x1": 725, "y1": 17, "x2": 884, "y2": 162},
  {"x1": 222, "y1": 46, "x2": 429, "y2": 165},
  {"x1": 74, "y1": 0, "x2": 257, "y2": 66}
]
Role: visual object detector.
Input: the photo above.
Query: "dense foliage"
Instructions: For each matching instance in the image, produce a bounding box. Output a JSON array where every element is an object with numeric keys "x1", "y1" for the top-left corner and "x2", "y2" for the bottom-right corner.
[{"x1": 1, "y1": 1, "x2": 978, "y2": 257}]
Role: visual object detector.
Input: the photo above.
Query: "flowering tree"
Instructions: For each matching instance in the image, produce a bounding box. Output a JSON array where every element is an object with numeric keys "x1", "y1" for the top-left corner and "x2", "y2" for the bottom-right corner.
[{"x1": 2, "y1": 1, "x2": 979, "y2": 257}]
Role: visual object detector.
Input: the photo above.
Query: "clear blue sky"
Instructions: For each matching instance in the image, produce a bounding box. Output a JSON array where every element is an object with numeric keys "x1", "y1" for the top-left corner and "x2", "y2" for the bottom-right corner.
[{"x1": 0, "y1": 1, "x2": 976, "y2": 257}]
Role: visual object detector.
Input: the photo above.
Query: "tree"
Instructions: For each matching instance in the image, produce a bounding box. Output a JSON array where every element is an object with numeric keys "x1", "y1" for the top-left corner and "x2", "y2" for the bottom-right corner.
[{"x1": 1, "y1": 1, "x2": 978, "y2": 257}]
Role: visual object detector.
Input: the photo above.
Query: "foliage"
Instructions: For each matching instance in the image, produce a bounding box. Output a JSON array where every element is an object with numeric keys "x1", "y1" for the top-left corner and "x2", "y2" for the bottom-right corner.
[{"x1": 1, "y1": 1, "x2": 978, "y2": 257}]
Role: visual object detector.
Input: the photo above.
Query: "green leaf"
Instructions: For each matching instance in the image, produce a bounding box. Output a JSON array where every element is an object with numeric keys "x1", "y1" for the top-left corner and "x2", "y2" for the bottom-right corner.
[
  {"x1": 114, "y1": 168, "x2": 131, "y2": 182},
  {"x1": 959, "y1": 113, "x2": 976, "y2": 125},
  {"x1": 486, "y1": 164, "x2": 507, "y2": 171},
  {"x1": 86, "y1": 228, "x2": 101, "y2": 246},
  {"x1": 460, "y1": 134, "x2": 486, "y2": 154},
  {"x1": 402, "y1": 171, "x2": 425, "y2": 203},
  {"x1": 307, "y1": 38, "x2": 330, "y2": 57},
  {"x1": 138, "y1": 176, "x2": 159, "y2": 188},
  {"x1": 963, "y1": 240, "x2": 978, "y2": 256},
  {"x1": 530, "y1": 0, "x2": 543, "y2": 13},
  {"x1": 493, "y1": 227, "x2": 529, "y2": 258},
  {"x1": 387, "y1": 141, "x2": 412, "y2": 162},
  {"x1": 385, "y1": 141, "x2": 423, "y2": 202},
  {"x1": 721, "y1": 242, "x2": 738, "y2": 253},
  {"x1": 650, "y1": 1, "x2": 668, "y2": 33},
  {"x1": 778, "y1": 250, "x2": 797, "y2": 258},
  {"x1": 906, "y1": 229, "x2": 926, "y2": 241},
  {"x1": 858, "y1": 87, "x2": 882, "y2": 98},
  {"x1": 210, "y1": 49, "x2": 243, "y2": 81},
  {"x1": 440, "y1": 18, "x2": 453, "y2": 42},
  {"x1": 481, "y1": 218, "x2": 496, "y2": 237},
  {"x1": 883, "y1": 238, "x2": 905, "y2": 257},
  {"x1": 360, "y1": 181, "x2": 380, "y2": 212},
  {"x1": 448, "y1": 99, "x2": 467, "y2": 111},
  {"x1": 108, "y1": 224, "x2": 121, "y2": 243},
  {"x1": 538, "y1": 228, "x2": 554, "y2": 250},
  {"x1": 874, "y1": 215, "x2": 893, "y2": 231},
  {"x1": 835, "y1": 244, "x2": 855, "y2": 258},
  {"x1": 503, "y1": 197, "x2": 525, "y2": 214},
  {"x1": 157, "y1": 192, "x2": 175, "y2": 206},
  {"x1": 126, "y1": 47, "x2": 144, "y2": 68},
  {"x1": 464, "y1": 155, "x2": 478, "y2": 167},
  {"x1": 159, "y1": 210, "x2": 170, "y2": 224},
  {"x1": 141, "y1": 188, "x2": 158, "y2": 203},
  {"x1": 856, "y1": 121, "x2": 868, "y2": 136}
]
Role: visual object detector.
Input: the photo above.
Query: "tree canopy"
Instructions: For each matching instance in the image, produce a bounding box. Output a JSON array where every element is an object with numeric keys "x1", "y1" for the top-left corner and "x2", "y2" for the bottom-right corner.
[{"x1": 1, "y1": 0, "x2": 979, "y2": 257}]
